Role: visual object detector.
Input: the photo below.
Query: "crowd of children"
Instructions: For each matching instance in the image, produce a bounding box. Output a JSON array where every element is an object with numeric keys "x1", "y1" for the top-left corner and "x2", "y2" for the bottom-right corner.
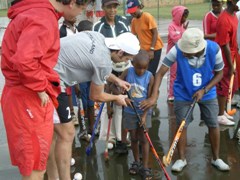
[{"x1": 1, "y1": 0, "x2": 240, "y2": 180}]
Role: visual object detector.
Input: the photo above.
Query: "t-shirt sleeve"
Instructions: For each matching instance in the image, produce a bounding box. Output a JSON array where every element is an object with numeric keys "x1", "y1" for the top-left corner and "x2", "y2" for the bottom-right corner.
[
  {"x1": 146, "y1": 13, "x2": 157, "y2": 30},
  {"x1": 92, "y1": 66, "x2": 112, "y2": 85},
  {"x1": 214, "y1": 45, "x2": 224, "y2": 71},
  {"x1": 216, "y1": 15, "x2": 230, "y2": 46},
  {"x1": 162, "y1": 46, "x2": 177, "y2": 67},
  {"x1": 203, "y1": 12, "x2": 211, "y2": 34}
]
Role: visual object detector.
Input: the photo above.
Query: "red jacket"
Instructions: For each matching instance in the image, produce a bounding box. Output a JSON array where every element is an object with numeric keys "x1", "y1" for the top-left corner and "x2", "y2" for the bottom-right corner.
[{"x1": 1, "y1": 0, "x2": 61, "y2": 100}]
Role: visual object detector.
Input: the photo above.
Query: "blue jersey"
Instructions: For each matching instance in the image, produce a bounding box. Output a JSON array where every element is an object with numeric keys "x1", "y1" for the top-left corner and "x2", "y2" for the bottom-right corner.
[
  {"x1": 174, "y1": 40, "x2": 217, "y2": 101},
  {"x1": 124, "y1": 67, "x2": 152, "y2": 115}
]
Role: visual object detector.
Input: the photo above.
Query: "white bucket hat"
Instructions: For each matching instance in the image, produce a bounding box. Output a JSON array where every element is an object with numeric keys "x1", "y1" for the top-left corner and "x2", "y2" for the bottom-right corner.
[
  {"x1": 177, "y1": 28, "x2": 205, "y2": 54},
  {"x1": 105, "y1": 32, "x2": 140, "y2": 55}
]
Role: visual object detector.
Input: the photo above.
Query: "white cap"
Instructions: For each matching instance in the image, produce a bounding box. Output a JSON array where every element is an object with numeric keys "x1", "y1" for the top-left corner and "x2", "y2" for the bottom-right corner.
[
  {"x1": 105, "y1": 32, "x2": 140, "y2": 55},
  {"x1": 177, "y1": 28, "x2": 205, "y2": 54}
]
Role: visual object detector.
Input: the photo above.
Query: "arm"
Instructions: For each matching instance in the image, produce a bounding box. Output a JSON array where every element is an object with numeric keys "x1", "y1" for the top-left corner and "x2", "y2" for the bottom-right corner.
[
  {"x1": 222, "y1": 43, "x2": 234, "y2": 78},
  {"x1": 148, "y1": 28, "x2": 158, "y2": 59},
  {"x1": 168, "y1": 25, "x2": 183, "y2": 44},
  {"x1": 109, "y1": 69, "x2": 128, "y2": 95},
  {"x1": 140, "y1": 65, "x2": 169, "y2": 110},
  {"x1": 90, "y1": 82, "x2": 127, "y2": 106},
  {"x1": 107, "y1": 73, "x2": 131, "y2": 91},
  {"x1": 140, "y1": 75, "x2": 154, "y2": 127},
  {"x1": 193, "y1": 70, "x2": 223, "y2": 101}
]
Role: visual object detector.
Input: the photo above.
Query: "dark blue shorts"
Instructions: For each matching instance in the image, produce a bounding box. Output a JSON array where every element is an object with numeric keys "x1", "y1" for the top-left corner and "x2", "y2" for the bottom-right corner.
[
  {"x1": 57, "y1": 93, "x2": 72, "y2": 123},
  {"x1": 79, "y1": 81, "x2": 94, "y2": 109}
]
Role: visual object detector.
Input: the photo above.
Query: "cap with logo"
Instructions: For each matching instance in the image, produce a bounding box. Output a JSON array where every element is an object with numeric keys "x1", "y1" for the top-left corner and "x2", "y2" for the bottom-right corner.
[
  {"x1": 177, "y1": 28, "x2": 205, "y2": 54},
  {"x1": 102, "y1": 0, "x2": 120, "y2": 6},
  {"x1": 105, "y1": 32, "x2": 140, "y2": 55},
  {"x1": 126, "y1": 0, "x2": 140, "y2": 13}
]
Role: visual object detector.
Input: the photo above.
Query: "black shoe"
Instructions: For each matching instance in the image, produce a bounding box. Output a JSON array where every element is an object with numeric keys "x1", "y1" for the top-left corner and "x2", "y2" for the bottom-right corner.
[{"x1": 115, "y1": 142, "x2": 128, "y2": 154}]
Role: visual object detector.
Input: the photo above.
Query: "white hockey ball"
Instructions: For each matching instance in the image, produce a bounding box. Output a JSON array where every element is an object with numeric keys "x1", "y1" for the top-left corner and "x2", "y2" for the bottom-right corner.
[
  {"x1": 71, "y1": 158, "x2": 75, "y2": 166},
  {"x1": 107, "y1": 143, "x2": 114, "y2": 150},
  {"x1": 73, "y1": 172, "x2": 82, "y2": 180},
  {"x1": 88, "y1": 134, "x2": 91, "y2": 139}
]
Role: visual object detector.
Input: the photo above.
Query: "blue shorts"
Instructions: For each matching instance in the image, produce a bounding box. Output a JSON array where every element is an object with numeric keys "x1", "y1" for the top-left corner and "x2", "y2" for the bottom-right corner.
[
  {"x1": 79, "y1": 81, "x2": 94, "y2": 109},
  {"x1": 174, "y1": 98, "x2": 219, "y2": 128},
  {"x1": 123, "y1": 112, "x2": 152, "y2": 130}
]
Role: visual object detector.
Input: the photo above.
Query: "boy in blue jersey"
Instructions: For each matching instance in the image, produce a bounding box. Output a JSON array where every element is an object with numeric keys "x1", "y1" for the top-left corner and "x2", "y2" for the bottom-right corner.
[
  {"x1": 140, "y1": 28, "x2": 230, "y2": 172},
  {"x1": 119, "y1": 50, "x2": 154, "y2": 179}
]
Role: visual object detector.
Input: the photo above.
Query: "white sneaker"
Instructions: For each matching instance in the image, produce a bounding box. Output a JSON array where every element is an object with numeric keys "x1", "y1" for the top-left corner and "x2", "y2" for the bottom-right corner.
[
  {"x1": 224, "y1": 111, "x2": 234, "y2": 120},
  {"x1": 171, "y1": 159, "x2": 187, "y2": 172},
  {"x1": 217, "y1": 115, "x2": 235, "y2": 126},
  {"x1": 211, "y1": 159, "x2": 230, "y2": 171}
]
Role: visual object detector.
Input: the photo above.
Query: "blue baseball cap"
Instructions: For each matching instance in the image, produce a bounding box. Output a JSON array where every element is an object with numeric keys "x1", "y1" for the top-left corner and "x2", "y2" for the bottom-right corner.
[{"x1": 126, "y1": 0, "x2": 140, "y2": 13}]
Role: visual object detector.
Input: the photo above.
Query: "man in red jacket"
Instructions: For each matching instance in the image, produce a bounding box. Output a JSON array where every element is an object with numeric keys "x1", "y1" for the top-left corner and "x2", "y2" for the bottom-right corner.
[{"x1": 0, "y1": 0, "x2": 86, "y2": 179}]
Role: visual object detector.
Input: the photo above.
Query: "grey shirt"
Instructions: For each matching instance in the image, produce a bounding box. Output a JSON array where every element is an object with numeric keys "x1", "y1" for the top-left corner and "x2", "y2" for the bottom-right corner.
[{"x1": 54, "y1": 31, "x2": 112, "y2": 86}]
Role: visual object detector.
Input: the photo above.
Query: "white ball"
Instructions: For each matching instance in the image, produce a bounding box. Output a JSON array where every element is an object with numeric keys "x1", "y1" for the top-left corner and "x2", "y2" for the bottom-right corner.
[
  {"x1": 71, "y1": 158, "x2": 75, "y2": 166},
  {"x1": 74, "y1": 172, "x2": 82, "y2": 180},
  {"x1": 107, "y1": 143, "x2": 114, "y2": 149},
  {"x1": 88, "y1": 134, "x2": 91, "y2": 139}
]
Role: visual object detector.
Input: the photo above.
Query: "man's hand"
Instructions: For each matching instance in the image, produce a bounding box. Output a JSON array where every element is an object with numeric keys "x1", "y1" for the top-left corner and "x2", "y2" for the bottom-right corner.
[
  {"x1": 125, "y1": 98, "x2": 133, "y2": 108},
  {"x1": 139, "y1": 97, "x2": 156, "y2": 111},
  {"x1": 38, "y1": 91, "x2": 50, "y2": 107},
  {"x1": 115, "y1": 94, "x2": 128, "y2": 106},
  {"x1": 115, "y1": 78, "x2": 131, "y2": 91}
]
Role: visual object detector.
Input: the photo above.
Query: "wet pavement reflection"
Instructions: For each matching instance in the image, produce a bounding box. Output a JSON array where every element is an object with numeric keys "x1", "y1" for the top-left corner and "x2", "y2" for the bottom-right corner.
[{"x1": 68, "y1": 81, "x2": 240, "y2": 180}]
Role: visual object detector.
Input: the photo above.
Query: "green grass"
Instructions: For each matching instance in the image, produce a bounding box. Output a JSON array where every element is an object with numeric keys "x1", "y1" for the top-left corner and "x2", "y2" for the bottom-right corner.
[
  {"x1": 0, "y1": 2, "x2": 211, "y2": 19},
  {"x1": 0, "y1": 9, "x2": 7, "y2": 17},
  {"x1": 146, "y1": 2, "x2": 211, "y2": 20}
]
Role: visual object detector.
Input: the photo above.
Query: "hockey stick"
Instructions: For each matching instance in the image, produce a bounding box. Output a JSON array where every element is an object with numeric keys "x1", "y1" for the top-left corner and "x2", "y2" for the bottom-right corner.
[
  {"x1": 227, "y1": 60, "x2": 236, "y2": 116},
  {"x1": 162, "y1": 98, "x2": 197, "y2": 167},
  {"x1": 104, "y1": 115, "x2": 112, "y2": 162},
  {"x1": 86, "y1": 102, "x2": 105, "y2": 156},
  {"x1": 126, "y1": 91, "x2": 171, "y2": 180},
  {"x1": 75, "y1": 95, "x2": 90, "y2": 141}
]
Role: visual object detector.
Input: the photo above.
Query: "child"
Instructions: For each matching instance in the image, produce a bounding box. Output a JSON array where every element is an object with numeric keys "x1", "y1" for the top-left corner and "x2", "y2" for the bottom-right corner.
[
  {"x1": 215, "y1": 0, "x2": 238, "y2": 125},
  {"x1": 120, "y1": 50, "x2": 154, "y2": 179},
  {"x1": 127, "y1": 0, "x2": 164, "y2": 76},
  {"x1": 167, "y1": 6, "x2": 189, "y2": 102}
]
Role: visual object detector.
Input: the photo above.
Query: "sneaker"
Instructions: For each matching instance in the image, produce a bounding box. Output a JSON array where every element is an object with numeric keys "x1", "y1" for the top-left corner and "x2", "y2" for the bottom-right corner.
[
  {"x1": 199, "y1": 120, "x2": 205, "y2": 127},
  {"x1": 217, "y1": 115, "x2": 235, "y2": 126},
  {"x1": 211, "y1": 159, "x2": 230, "y2": 171},
  {"x1": 71, "y1": 113, "x2": 79, "y2": 125},
  {"x1": 167, "y1": 97, "x2": 174, "y2": 102},
  {"x1": 224, "y1": 111, "x2": 234, "y2": 120},
  {"x1": 171, "y1": 159, "x2": 187, "y2": 172},
  {"x1": 115, "y1": 142, "x2": 128, "y2": 154}
]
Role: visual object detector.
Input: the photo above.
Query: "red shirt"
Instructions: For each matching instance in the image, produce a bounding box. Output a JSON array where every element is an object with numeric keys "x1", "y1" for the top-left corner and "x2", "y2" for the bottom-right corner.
[
  {"x1": 215, "y1": 10, "x2": 238, "y2": 65},
  {"x1": 203, "y1": 11, "x2": 218, "y2": 41}
]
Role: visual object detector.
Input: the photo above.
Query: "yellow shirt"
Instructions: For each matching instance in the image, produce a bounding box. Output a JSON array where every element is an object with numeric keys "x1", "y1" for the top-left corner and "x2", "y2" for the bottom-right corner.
[{"x1": 131, "y1": 12, "x2": 164, "y2": 51}]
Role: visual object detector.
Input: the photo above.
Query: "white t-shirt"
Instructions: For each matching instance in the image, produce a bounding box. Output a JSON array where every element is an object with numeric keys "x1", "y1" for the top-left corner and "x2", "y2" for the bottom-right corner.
[{"x1": 54, "y1": 31, "x2": 112, "y2": 86}]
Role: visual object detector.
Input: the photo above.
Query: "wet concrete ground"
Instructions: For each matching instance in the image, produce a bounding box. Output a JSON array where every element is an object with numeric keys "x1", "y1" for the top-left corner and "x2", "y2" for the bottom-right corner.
[
  {"x1": 0, "y1": 19, "x2": 240, "y2": 180},
  {"x1": 1, "y1": 73, "x2": 240, "y2": 180}
]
